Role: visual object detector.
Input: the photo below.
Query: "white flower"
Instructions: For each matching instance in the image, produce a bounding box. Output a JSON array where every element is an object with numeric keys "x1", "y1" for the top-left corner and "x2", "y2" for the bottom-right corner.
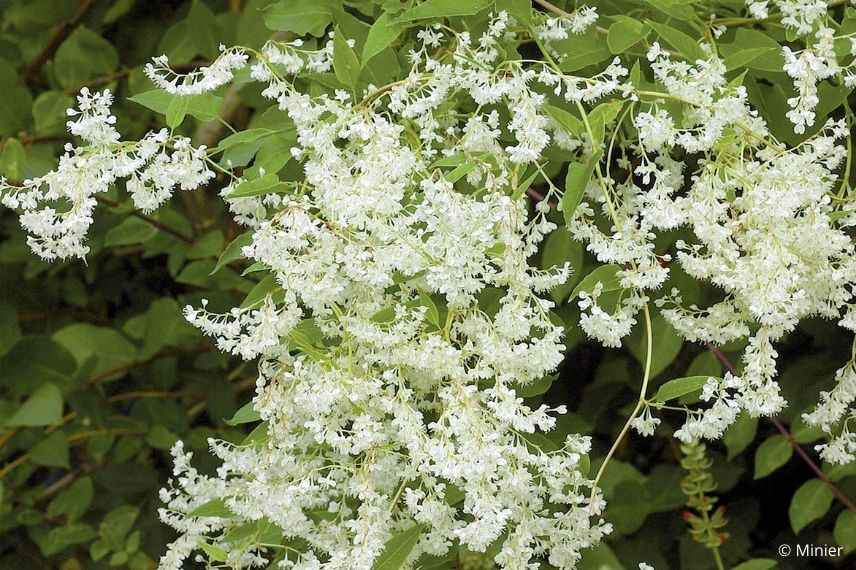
[
  {"x1": 631, "y1": 407, "x2": 661, "y2": 437},
  {"x1": 145, "y1": 45, "x2": 248, "y2": 95}
]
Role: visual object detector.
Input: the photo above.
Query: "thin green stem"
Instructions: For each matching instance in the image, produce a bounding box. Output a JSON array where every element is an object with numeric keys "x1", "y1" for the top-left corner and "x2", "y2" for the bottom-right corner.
[
  {"x1": 589, "y1": 304, "x2": 653, "y2": 506},
  {"x1": 710, "y1": 538, "x2": 725, "y2": 570}
]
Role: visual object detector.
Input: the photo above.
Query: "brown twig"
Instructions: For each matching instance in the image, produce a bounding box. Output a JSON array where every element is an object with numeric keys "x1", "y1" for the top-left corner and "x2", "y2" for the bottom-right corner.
[
  {"x1": 0, "y1": 374, "x2": 254, "y2": 479},
  {"x1": 24, "y1": 0, "x2": 97, "y2": 86},
  {"x1": 706, "y1": 344, "x2": 856, "y2": 512},
  {"x1": 526, "y1": 187, "x2": 558, "y2": 209},
  {"x1": 95, "y1": 195, "x2": 194, "y2": 244},
  {"x1": 86, "y1": 345, "x2": 210, "y2": 385}
]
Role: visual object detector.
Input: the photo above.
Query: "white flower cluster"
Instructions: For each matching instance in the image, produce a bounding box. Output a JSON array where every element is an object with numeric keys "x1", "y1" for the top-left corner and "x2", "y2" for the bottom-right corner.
[
  {"x1": 533, "y1": 6, "x2": 598, "y2": 43},
  {"x1": 568, "y1": 43, "x2": 856, "y2": 450},
  {"x1": 0, "y1": 88, "x2": 213, "y2": 259},
  {"x1": 804, "y1": 360, "x2": 856, "y2": 464},
  {"x1": 145, "y1": 45, "x2": 249, "y2": 95},
  {"x1": 746, "y1": 0, "x2": 828, "y2": 35},
  {"x1": 782, "y1": 26, "x2": 839, "y2": 133},
  {"x1": 776, "y1": 0, "x2": 829, "y2": 35},
  {"x1": 153, "y1": 14, "x2": 616, "y2": 570}
]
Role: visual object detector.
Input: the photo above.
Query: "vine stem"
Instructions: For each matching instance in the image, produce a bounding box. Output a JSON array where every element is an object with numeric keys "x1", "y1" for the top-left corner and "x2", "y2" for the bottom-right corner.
[
  {"x1": 589, "y1": 304, "x2": 654, "y2": 506},
  {"x1": 711, "y1": 540, "x2": 725, "y2": 570},
  {"x1": 24, "y1": 0, "x2": 96, "y2": 85},
  {"x1": 706, "y1": 345, "x2": 856, "y2": 513},
  {"x1": 94, "y1": 195, "x2": 194, "y2": 244},
  {"x1": 532, "y1": 0, "x2": 568, "y2": 18}
]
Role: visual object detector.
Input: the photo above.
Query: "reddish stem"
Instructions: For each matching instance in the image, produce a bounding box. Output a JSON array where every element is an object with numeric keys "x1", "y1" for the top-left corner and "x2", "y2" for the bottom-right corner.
[{"x1": 706, "y1": 344, "x2": 856, "y2": 512}]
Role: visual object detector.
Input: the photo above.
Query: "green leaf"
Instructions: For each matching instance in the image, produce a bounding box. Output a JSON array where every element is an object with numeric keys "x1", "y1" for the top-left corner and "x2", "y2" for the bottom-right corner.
[
  {"x1": 719, "y1": 29, "x2": 784, "y2": 73},
  {"x1": 212, "y1": 232, "x2": 252, "y2": 275},
  {"x1": 30, "y1": 431, "x2": 70, "y2": 469},
  {"x1": 43, "y1": 523, "x2": 97, "y2": 555},
  {"x1": 53, "y1": 26, "x2": 119, "y2": 89},
  {"x1": 578, "y1": 543, "x2": 625, "y2": 570},
  {"x1": 605, "y1": 480, "x2": 651, "y2": 534},
  {"x1": 200, "y1": 542, "x2": 228, "y2": 561},
  {"x1": 247, "y1": 131, "x2": 296, "y2": 177},
  {"x1": 146, "y1": 424, "x2": 179, "y2": 450},
  {"x1": 0, "y1": 303, "x2": 21, "y2": 357},
  {"x1": 407, "y1": 294, "x2": 441, "y2": 329},
  {"x1": 544, "y1": 104, "x2": 585, "y2": 138},
  {"x1": 834, "y1": 510, "x2": 856, "y2": 552},
  {"x1": 431, "y1": 153, "x2": 469, "y2": 167},
  {"x1": 53, "y1": 324, "x2": 137, "y2": 378},
  {"x1": 32, "y1": 91, "x2": 74, "y2": 135},
  {"x1": 240, "y1": 275, "x2": 282, "y2": 308},
  {"x1": 723, "y1": 47, "x2": 777, "y2": 72},
  {"x1": 652, "y1": 376, "x2": 711, "y2": 403},
  {"x1": 103, "y1": 0, "x2": 135, "y2": 24},
  {"x1": 754, "y1": 435, "x2": 792, "y2": 479},
  {"x1": 686, "y1": 351, "x2": 721, "y2": 377},
  {"x1": 334, "y1": 27, "x2": 361, "y2": 88},
  {"x1": 90, "y1": 539, "x2": 110, "y2": 561},
  {"x1": 556, "y1": 28, "x2": 611, "y2": 72},
  {"x1": 397, "y1": 0, "x2": 493, "y2": 21},
  {"x1": 607, "y1": 18, "x2": 648, "y2": 54},
  {"x1": 826, "y1": 459, "x2": 856, "y2": 482},
  {"x1": 129, "y1": 90, "x2": 223, "y2": 122},
  {"x1": 789, "y1": 479, "x2": 834, "y2": 534},
  {"x1": 190, "y1": 498, "x2": 235, "y2": 518},
  {"x1": 445, "y1": 161, "x2": 477, "y2": 183},
  {"x1": 225, "y1": 402, "x2": 261, "y2": 426},
  {"x1": 48, "y1": 477, "x2": 94, "y2": 521},
  {"x1": 626, "y1": 312, "x2": 683, "y2": 378},
  {"x1": 732, "y1": 560, "x2": 778, "y2": 570},
  {"x1": 0, "y1": 138, "x2": 27, "y2": 180},
  {"x1": 646, "y1": 20, "x2": 705, "y2": 62},
  {"x1": 166, "y1": 95, "x2": 191, "y2": 128},
  {"x1": 562, "y1": 159, "x2": 596, "y2": 225},
  {"x1": 516, "y1": 374, "x2": 557, "y2": 397},
  {"x1": 140, "y1": 297, "x2": 197, "y2": 358},
  {"x1": 187, "y1": 231, "x2": 225, "y2": 261},
  {"x1": 100, "y1": 505, "x2": 140, "y2": 549},
  {"x1": 792, "y1": 417, "x2": 824, "y2": 444},
  {"x1": 373, "y1": 525, "x2": 423, "y2": 570},
  {"x1": 228, "y1": 174, "x2": 291, "y2": 199},
  {"x1": 588, "y1": 100, "x2": 624, "y2": 153},
  {"x1": 723, "y1": 413, "x2": 758, "y2": 460},
  {"x1": 496, "y1": 0, "x2": 531, "y2": 24},
  {"x1": 264, "y1": 0, "x2": 334, "y2": 36},
  {"x1": 643, "y1": 0, "x2": 697, "y2": 21},
  {"x1": 0, "y1": 61, "x2": 32, "y2": 137},
  {"x1": 176, "y1": 260, "x2": 215, "y2": 286},
  {"x1": 5, "y1": 383, "x2": 63, "y2": 427},
  {"x1": 217, "y1": 128, "x2": 274, "y2": 167},
  {"x1": 104, "y1": 217, "x2": 158, "y2": 247},
  {"x1": 363, "y1": 12, "x2": 406, "y2": 64},
  {"x1": 512, "y1": 168, "x2": 539, "y2": 199},
  {"x1": 571, "y1": 264, "x2": 623, "y2": 299},
  {"x1": 287, "y1": 319, "x2": 326, "y2": 360},
  {"x1": 540, "y1": 226, "x2": 582, "y2": 303},
  {"x1": 158, "y1": 0, "x2": 221, "y2": 62}
]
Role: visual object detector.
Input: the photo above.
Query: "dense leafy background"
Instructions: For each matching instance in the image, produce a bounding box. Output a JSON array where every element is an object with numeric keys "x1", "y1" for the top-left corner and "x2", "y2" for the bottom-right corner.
[{"x1": 0, "y1": 1, "x2": 854, "y2": 569}]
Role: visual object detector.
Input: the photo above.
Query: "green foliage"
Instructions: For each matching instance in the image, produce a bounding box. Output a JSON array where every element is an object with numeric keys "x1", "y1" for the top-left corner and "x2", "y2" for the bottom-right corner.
[
  {"x1": 789, "y1": 479, "x2": 835, "y2": 534},
  {"x1": 679, "y1": 442, "x2": 728, "y2": 559},
  {"x1": 753, "y1": 435, "x2": 793, "y2": 480},
  {"x1": 373, "y1": 525, "x2": 423, "y2": 570}
]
